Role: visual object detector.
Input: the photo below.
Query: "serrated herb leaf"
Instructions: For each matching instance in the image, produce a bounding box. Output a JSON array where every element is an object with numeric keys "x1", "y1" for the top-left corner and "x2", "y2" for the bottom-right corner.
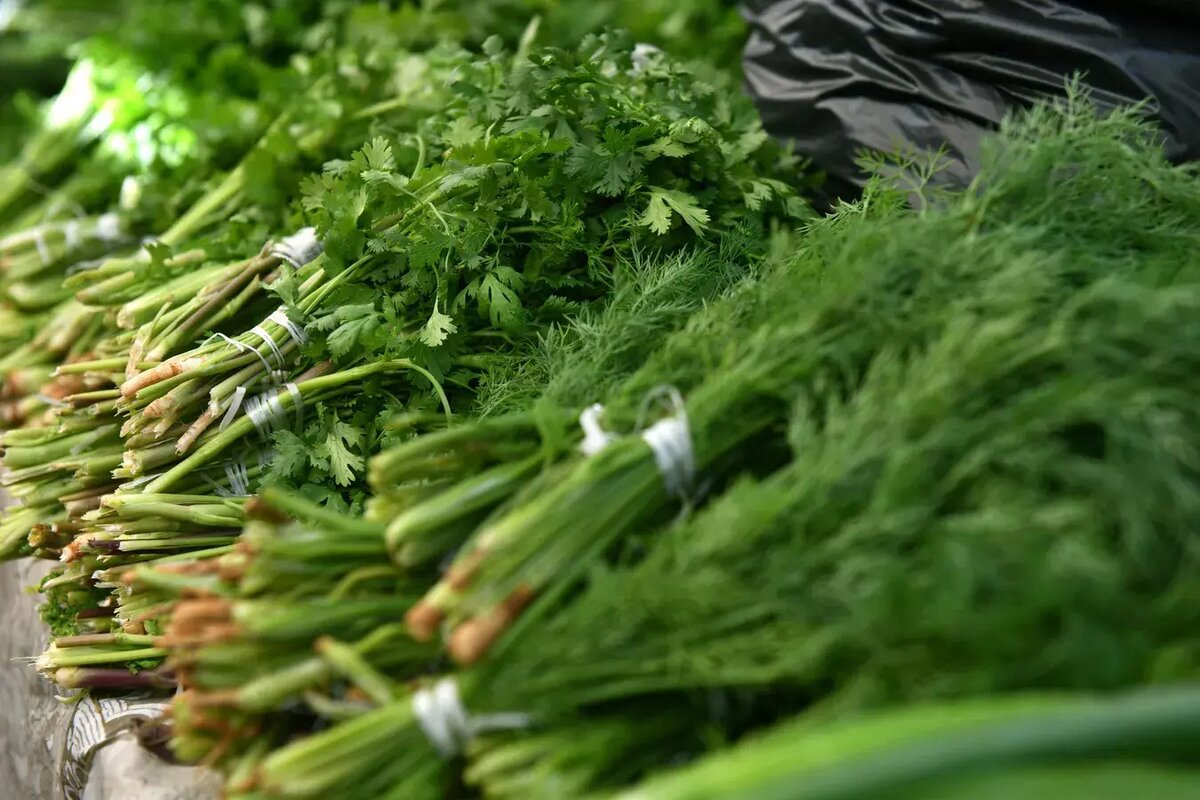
[{"x1": 420, "y1": 303, "x2": 458, "y2": 347}]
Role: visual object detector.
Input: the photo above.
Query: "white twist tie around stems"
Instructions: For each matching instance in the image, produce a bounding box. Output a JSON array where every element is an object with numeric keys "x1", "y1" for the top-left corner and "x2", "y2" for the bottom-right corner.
[
  {"x1": 0, "y1": 0, "x2": 24, "y2": 32},
  {"x1": 223, "y1": 459, "x2": 250, "y2": 497},
  {"x1": 34, "y1": 226, "x2": 51, "y2": 264},
  {"x1": 63, "y1": 219, "x2": 82, "y2": 251},
  {"x1": 245, "y1": 391, "x2": 286, "y2": 440},
  {"x1": 94, "y1": 212, "x2": 123, "y2": 242},
  {"x1": 270, "y1": 227, "x2": 323, "y2": 268},
  {"x1": 578, "y1": 403, "x2": 615, "y2": 456},
  {"x1": 210, "y1": 332, "x2": 276, "y2": 378},
  {"x1": 134, "y1": 236, "x2": 159, "y2": 262},
  {"x1": 637, "y1": 386, "x2": 696, "y2": 499},
  {"x1": 249, "y1": 324, "x2": 286, "y2": 366},
  {"x1": 285, "y1": 381, "x2": 304, "y2": 428},
  {"x1": 631, "y1": 42, "x2": 662, "y2": 74},
  {"x1": 412, "y1": 678, "x2": 531, "y2": 758},
  {"x1": 219, "y1": 386, "x2": 247, "y2": 432},
  {"x1": 268, "y1": 306, "x2": 308, "y2": 347}
]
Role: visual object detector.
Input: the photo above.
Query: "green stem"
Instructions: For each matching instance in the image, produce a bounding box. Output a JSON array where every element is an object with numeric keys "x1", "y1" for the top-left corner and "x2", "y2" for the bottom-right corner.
[
  {"x1": 43, "y1": 646, "x2": 168, "y2": 668},
  {"x1": 144, "y1": 360, "x2": 445, "y2": 493},
  {"x1": 159, "y1": 163, "x2": 247, "y2": 247}
]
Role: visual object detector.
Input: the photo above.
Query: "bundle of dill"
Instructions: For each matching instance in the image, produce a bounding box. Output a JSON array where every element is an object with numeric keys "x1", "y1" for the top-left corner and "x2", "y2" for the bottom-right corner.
[
  {"x1": 401, "y1": 88, "x2": 1200, "y2": 664},
  {"x1": 153, "y1": 93, "x2": 1200, "y2": 799},
  {"x1": 6, "y1": 5, "x2": 1200, "y2": 797}
]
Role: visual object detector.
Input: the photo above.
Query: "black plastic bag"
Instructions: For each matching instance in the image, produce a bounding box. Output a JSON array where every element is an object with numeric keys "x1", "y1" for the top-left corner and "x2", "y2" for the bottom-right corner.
[{"x1": 742, "y1": 0, "x2": 1200, "y2": 197}]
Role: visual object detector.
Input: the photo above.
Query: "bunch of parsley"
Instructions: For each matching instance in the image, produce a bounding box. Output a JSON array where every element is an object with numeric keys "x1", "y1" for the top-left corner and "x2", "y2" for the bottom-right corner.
[
  {"x1": 294, "y1": 31, "x2": 803, "y2": 374},
  {"x1": 148, "y1": 31, "x2": 803, "y2": 507}
]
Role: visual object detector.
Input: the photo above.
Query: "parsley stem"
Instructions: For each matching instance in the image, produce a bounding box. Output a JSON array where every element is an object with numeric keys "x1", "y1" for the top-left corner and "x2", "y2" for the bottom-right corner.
[
  {"x1": 258, "y1": 485, "x2": 385, "y2": 536},
  {"x1": 144, "y1": 359, "x2": 446, "y2": 493},
  {"x1": 39, "y1": 645, "x2": 168, "y2": 669}
]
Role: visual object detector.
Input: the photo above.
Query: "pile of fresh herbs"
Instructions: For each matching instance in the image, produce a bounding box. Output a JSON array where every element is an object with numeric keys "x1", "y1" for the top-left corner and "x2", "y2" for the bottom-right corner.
[
  {"x1": 1, "y1": 4, "x2": 802, "y2": 697},
  {"x1": 2, "y1": 4, "x2": 1199, "y2": 800}
]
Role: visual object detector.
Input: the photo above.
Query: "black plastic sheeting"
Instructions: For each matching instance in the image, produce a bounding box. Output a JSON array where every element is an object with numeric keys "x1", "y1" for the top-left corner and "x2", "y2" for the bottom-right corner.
[{"x1": 742, "y1": 0, "x2": 1200, "y2": 197}]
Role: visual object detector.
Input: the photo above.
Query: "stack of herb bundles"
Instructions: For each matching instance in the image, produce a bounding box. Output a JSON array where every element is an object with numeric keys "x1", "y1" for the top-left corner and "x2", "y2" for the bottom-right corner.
[
  {"x1": 10, "y1": 30, "x2": 803, "y2": 696},
  {"x1": 156, "y1": 93, "x2": 1200, "y2": 799}
]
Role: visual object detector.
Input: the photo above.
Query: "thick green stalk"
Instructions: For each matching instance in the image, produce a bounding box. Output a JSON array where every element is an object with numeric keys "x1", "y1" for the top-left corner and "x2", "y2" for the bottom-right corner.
[{"x1": 615, "y1": 688, "x2": 1200, "y2": 800}]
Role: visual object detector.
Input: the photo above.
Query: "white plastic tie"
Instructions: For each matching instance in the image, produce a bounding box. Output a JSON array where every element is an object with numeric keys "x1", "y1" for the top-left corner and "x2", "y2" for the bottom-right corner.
[
  {"x1": 250, "y1": 325, "x2": 286, "y2": 366},
  {"x1": 0, "y1": 0, "x2": 24, "y2": 32},
  {"x1": 224, "y1": 460, "x2": 250, "y2": 497},
  {"x1": 268, "y1": 306, "x2": 308, "y2": 347},
  {"x1": 219, "y1": 386, "x2": 247, "y2": 432},
  {"x1": 211, "y1": 332, "x2": 275, "y2": 378},
  {"x1": 34, "y1": 227, "x2": 51, "y2": 264},
  {"x1": 245, "y1": 390, "x2": 286, "y2": 439},
  {"x1": 631, "y1": 42, "x2": 662, "y2": 74},
  {"x1": 284, "y1": 381, "x2": 304, "y2": 428},
  {"x1": 270, "y1": 227, "x2": 323, "y2": 268},
  {"x1": 412, "y1": 678, "x2": 530, "y2": 758},
  {"x1": 135, "y1": 237, "x2": 158, "y2": 262},
  {"x1": 94, "y1": 212, "x2": 123, "y2": 242},
  {"x1": 637, "y1": 386, "x2": 695, "y2": 499},
  {"x1": 578, "y1": 403, "x2": 615, "y2": 456},
  {"x1": 63, "y1": 219, "x2": 82, "y2": 251}
]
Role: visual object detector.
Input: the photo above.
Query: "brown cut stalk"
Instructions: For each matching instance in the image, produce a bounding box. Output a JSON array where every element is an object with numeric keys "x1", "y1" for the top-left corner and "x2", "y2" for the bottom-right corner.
[
  {"x1": 63, "y1": 494, "x2": 104, "y2": 516},
  {"x1": 445, "y1": 547, "x2": 489, "y2": 590},
  {"x1": 121, "y1": 357, "x2": 203, "y2": 399},
  {"x1": 448, "y1": 584, "x2": 535, "y2": 665},
  {"x1": 40, "y1": 373, "x2": 87, "y2": 402},
  {"x1": 245, "y1": 497, "x2": 290, "y2": 524},
  {"x1": 176, "y1": 406, "x2": 216, "y2": 454},
  {"x1": 160, "y1": 597, "x2": 237, "y2": 647},
  {"x1": 404, "y1": 602, "x2": 444, "y2": 642}
]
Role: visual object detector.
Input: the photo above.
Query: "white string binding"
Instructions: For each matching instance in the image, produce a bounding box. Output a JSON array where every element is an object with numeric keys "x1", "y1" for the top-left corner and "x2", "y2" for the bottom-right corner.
[
  {"x1": 578, "y1": 404, "x2": 615, "y2": 456},
  {"x1": 210, "y1": 332, "x2": 275, "y2": 377},
  {"x1": 34, "y1": 226, "x2": 51, "y2": 264},
  {"x1": 94, "y1": 212, "x2": 123, "y2": 242},
  {"x1": 63, "y1": 219, "x2": 82, "y2": 251},
  {"x1": 270, "y1": 227, "x2": 323, "y2": 268},
  {"x1": 223, "y1": 460, "x2": 250, "y2": 497},
  {"x1": 268, "y1": 306, "x2": 308, "y2": 347},
  {"x1": 0, "y1": 0, "x2": 24, "y2": 32},
  {"x1": 284, "y1": 382, "x2": 304, "y2": 428},
  {"x1": 249, "y1": 324, "x2": 286, "y2": 366},
  {"x1": 631, "y1": 42, "x2": 663, "y2": 74},
  {"x1": 219, "y1": 386, "x2": 247, "y2": 432},
  {"x1": 245, "y1": 391, "x2": 285, "y2": 439},
  {"x1": 637, "y1": 386, "x2": 695, "y2": 499},
  {"x1": 412, "y1": 678, "x2": 530, "y2": 758}
]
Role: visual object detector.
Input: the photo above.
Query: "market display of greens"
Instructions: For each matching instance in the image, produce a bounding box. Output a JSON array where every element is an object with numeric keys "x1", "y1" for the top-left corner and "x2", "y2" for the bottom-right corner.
[{"x1": 2, "y1": 2, "x2": 1198, "y2": 799}]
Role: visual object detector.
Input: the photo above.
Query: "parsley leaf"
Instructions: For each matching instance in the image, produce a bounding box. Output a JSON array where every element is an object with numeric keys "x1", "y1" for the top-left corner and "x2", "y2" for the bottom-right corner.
[
  {"x1": 316, "y1": 417, "x2": 365, "y2": 487},
  {"x1": 420, "y1": 303, "x2": 458, "y2": 347},
  {"x1": 640, "y1": 187, "x2": 710, "y2": 235}
]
